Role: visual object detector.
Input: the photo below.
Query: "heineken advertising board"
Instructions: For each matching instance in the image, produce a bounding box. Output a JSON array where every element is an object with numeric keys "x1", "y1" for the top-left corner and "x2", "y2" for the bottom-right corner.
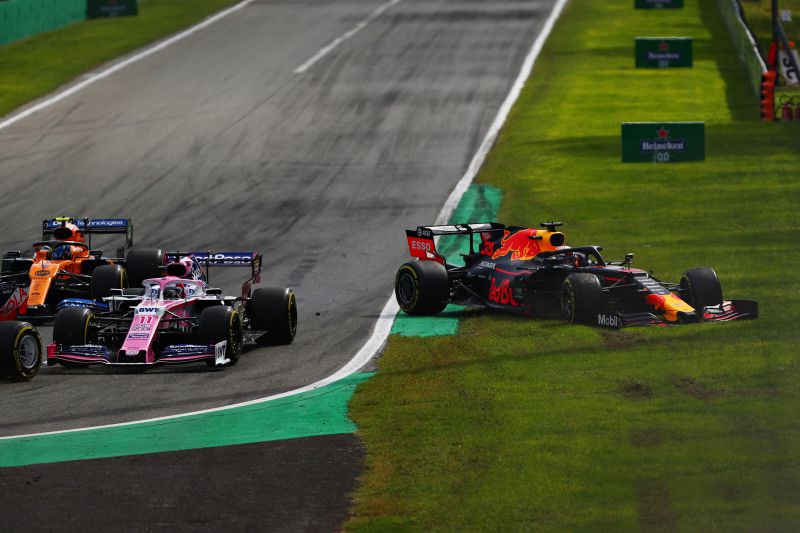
[
  {"x1": 621, "y1": 122, "x2": 705, "y2": 163},
  {"x1": 635, "y1": 38, "x2": 693, "y2": 68},
  {"x1": 635, "y1": 0, "x2": 684, "y2": 8},
  {"x1": 87, "y1": 0, "x2": 139, "y2": 18}
]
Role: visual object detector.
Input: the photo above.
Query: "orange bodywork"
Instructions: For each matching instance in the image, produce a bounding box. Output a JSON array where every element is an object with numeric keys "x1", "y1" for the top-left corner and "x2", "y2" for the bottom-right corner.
[{"x1": 24, "y1": 222, "x2": 113, "y2": 308}]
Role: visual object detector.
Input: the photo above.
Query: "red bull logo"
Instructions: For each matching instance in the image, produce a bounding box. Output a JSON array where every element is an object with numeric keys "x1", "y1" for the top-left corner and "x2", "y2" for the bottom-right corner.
[
  {"x1": 489, "y1": 277, "x2": 518, "y2": 306},
  {"x1": 491, "y1": 228, "x2": 565, "y2": 261}
]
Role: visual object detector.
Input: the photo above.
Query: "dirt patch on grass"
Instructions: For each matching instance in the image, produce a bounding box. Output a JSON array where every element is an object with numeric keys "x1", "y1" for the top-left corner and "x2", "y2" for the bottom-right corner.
[
  {"x1": 672, "y1": 377, "x2": 725, "y2": 401},
  {"x1": 637, "y1": 478, "x2": 678, "y2": 532},
  {"x1": 630, "y1": 429, "x2": 662, "y2": 448},
  {"x1": 599, "y1": 330, "x2": 645, "y2": 350},
  {"x1": 618, "y1": 380, "x2": 653, "y2": 400}
]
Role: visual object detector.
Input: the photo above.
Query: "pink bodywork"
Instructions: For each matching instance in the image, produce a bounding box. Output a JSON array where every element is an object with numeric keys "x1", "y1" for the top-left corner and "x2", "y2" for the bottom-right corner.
[{"x1": 119, "y1": 276, "x2": 200, "y2": 363}]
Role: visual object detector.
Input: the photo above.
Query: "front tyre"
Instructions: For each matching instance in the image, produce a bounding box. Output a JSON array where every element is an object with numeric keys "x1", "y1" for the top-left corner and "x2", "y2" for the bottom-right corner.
[
  {"x1": 680, "y1": 268, "x2": 723, "y2": 311},
  {"x1": 199, "y1": 306, "x2": 243, "y2": 366},
  {"x1": 395, "y1": 261, "x2": 449, "y2": 315},
  {"x1": 561, "y1": 273, "x2": 603, "y2": 325},
  {"x1": 250, "y1": 287, "x2": 297, "y2": 345},
  {"x1": 0, "y1": 322, "x2": 42, "y2": 381},
  {"x1": 90, "y1": 264, "x2": 127, "y2": 300},
  {"x1": 53, "y1": 307, "x2": 94, "y2": 345}
]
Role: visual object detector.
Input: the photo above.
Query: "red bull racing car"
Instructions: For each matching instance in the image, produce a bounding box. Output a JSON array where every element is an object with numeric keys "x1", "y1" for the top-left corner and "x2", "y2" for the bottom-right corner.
[
  {"x1": 47, "y1": 251, "x2": 297, "y2": 369},
  {"x1": 395, "y1": 222, "x2": 758, "y2": 327}
]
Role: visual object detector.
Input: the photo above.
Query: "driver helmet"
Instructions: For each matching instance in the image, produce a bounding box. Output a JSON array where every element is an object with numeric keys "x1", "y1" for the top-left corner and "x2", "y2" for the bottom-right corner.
[
  {"x1": 572, "y1": 252, "x2": 588, "y2": 268},
  {"x1": 163, "y1": 285, "x2": 184, "y2": 299},
  {"x1": 52, "y1": 244, "x2": 72, "y2": 260}
]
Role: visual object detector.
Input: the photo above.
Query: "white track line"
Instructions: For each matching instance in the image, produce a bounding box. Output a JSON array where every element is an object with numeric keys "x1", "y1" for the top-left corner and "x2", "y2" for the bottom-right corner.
[
  {"x1": 294, "y1": 0, "x2": 403, "y2": 74},
  {"x1": 0, "y1": 0, "x2": 258, "y2": 132},
  {"x1": 0, "y1": 0, "x2": 570, "y2": 441}
]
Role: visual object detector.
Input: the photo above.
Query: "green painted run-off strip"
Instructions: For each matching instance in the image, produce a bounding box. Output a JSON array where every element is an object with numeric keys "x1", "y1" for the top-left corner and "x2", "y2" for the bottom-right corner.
[
  {"x1": 391, "y1": 184, "x2": 503, "y2": 337},
  {"x1": 0, "y1": 372, "x2": 373, "y2": 467}
]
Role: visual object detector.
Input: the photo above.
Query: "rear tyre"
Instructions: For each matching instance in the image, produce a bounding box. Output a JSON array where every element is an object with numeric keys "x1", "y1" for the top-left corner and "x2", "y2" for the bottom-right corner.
[
  {"x1": 561, "y1": 273, "x2": 603, "y2": 325},
  {"x1": 250, "y1": 287, "x2": 297, "y2": 345},
  {"x1": 125, "y1": 249, "x2": 164, "y2": 288},
  {"x1": 90, "y1": 264, "x2": 127, "y2": 300},
  {"x1": 199, "y1": 306, "x2": 243, "y2": 367},
  {"x1": 680, "y1": 268, "x2": 723, "y2": 310},
  {"x1": 394, "y1": 261, "x2": 449, "y2": 315},
  {"x1": 0, "y1": 322, "x2": 42, "y2": 381}
]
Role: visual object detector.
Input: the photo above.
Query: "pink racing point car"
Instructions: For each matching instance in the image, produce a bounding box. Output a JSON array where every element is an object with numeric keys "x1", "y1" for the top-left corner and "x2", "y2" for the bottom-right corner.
[{"x1": 47, "y1": 252, "x2": 297, "y2": 369}]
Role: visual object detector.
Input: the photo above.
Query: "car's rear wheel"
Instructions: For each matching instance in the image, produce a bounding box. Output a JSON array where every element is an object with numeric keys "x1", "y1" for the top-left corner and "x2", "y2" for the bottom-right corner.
[
  {"x1": 250, "y1": 287, "x2": 297, "y2": 345},
  {"x1": 680, "y1": 268, "x2": 723, "y2": 311},
  {"x1": 395, "y1": 261, "x2": 449, "y2": 315},
  {"x1": 90, "y1": 264, "x2": 127, "y2": 300},
  {"x1": 561, "y1": 273, "x2": 603, "y2": 325},
  {"x1": 125, "y1": 248, "x2": 164, "y2": 288},
  {"x1": 0, "y1": 322, "x2": 42, "y2": 381},
  {"x1": 200, "y1": 306, "x2": 243, "y2": 367}
]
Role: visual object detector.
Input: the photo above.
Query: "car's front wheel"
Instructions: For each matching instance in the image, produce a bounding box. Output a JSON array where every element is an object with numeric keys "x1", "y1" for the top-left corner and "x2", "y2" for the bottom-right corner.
[
  {"x1": 561, "y1": 273, "x2": 603, "y2": 325},
  {"x1": 680, "y1": 268, "x2": 723, "y2": 311},
  {"x1": 200, "y1": 306, "x2": 243, "y2": 367}
]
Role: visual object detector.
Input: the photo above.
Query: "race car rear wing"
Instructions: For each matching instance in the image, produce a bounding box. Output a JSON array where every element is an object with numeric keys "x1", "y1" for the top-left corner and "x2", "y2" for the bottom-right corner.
[
  {"x1": 164, "y1": 251, "x2": 262, "y2": 298},
  {"x1": 42, "y1": 217, "x2": 134, "y2": 255},
  {"x1": 405, "y1": 222, "x2": 505, "y2": 264}
]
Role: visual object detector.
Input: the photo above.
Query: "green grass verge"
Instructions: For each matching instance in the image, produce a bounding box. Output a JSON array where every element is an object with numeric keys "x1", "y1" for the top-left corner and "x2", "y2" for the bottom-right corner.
[
  {"x1": 0, "y1": 0, "x2": 241, "y2": 118},
  {"x1": 348, "y1": 0, "x2": 800, "y2": 530},
  {"x1": 739, "y1": 0, "x2": 800, "y2": 52}
]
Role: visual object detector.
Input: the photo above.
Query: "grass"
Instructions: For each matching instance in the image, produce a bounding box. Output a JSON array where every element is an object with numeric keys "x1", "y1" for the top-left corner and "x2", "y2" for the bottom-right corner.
[
  {"x1": 348, "y1": 0, "x2": 800, "y2": 530},
  {"x1": 0, "y1": 0, "x2": 241, "y2": 118}
]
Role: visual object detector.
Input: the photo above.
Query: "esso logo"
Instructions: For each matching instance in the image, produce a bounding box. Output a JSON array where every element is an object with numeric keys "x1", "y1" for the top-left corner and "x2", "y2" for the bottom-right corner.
[{"x1": 411, "y1": 240, "x2": 432, "y2": 251}]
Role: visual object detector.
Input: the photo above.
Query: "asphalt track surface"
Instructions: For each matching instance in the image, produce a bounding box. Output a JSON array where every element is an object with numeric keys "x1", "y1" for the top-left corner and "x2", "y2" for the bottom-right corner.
[
  {"x1": 1, "y1": 0, "x2": 557, "y2": 437},
  {"x1": 0, "y1": 434, "x2": 364, "y2": 532}
]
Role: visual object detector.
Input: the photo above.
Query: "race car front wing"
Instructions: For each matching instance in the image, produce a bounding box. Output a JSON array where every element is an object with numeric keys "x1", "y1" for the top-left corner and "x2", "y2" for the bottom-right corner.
[{"x1": 595, "y1": 300, "x2": 759, "y2": 329}]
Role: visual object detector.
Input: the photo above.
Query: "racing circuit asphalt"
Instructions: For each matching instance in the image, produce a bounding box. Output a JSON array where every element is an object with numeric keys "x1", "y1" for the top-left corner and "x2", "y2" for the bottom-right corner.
[{"x1": 0, "y1": 0, "x2": 558, "y2": 436}]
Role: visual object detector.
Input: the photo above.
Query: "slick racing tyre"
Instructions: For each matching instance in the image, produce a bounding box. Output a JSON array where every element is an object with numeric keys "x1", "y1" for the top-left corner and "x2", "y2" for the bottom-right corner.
[
  {"x1": 90, "y1": 264, "x2": 127, "y2": 300},
  {"x1": 125, "y1": 248, "x2": 164, "y2": 288},
  {"x1": 561, "y1": 273, "x2": 603, "y2": 325},
  {"x1": 53, "y1": 307, "x2": 96, "y2": 368},
  {"x1": 680, "y1": 268, "x2": 723, "y2": 311},
  {"x1": 395, "y1": 261, "x2": 449, "y2": 315},
  {"x1": 53, "y1": 307, "x2": 95, "y2": 345},
  {"x1": 250, "y1": 287, "x2": 298, "y2": 345},
  {"x1": 0, "y1": 321, "x2": 42, "y2": 382},
  {"x1": 200, "y1": 306, "x2": 243, "y2": 366}
]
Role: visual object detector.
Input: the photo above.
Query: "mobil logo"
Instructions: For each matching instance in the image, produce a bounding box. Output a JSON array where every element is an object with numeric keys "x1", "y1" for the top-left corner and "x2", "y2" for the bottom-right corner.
[
  {"x1": 491, "y1": 228, "x2": 543, "y2": 261},
  {"x1": 597, "y1": 313, "x2": 622, "y2": 328}
]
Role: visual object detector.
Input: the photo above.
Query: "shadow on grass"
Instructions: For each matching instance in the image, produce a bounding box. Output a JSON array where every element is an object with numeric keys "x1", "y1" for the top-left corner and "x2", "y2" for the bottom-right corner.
[{"x1": 698, "y1": 0, "x2": 758, "y2": 121}]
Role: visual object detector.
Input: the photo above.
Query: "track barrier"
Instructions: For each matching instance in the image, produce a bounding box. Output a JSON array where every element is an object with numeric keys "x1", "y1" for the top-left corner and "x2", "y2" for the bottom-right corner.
[{"x1": 715, "y1": 0, "x2": 768, "y2": 99}]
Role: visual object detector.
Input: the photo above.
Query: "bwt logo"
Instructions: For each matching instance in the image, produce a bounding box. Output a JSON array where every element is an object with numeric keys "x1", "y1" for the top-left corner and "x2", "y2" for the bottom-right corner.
[{"x1": 137, "y1": 307, "x2": 161, "y2": 314}]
